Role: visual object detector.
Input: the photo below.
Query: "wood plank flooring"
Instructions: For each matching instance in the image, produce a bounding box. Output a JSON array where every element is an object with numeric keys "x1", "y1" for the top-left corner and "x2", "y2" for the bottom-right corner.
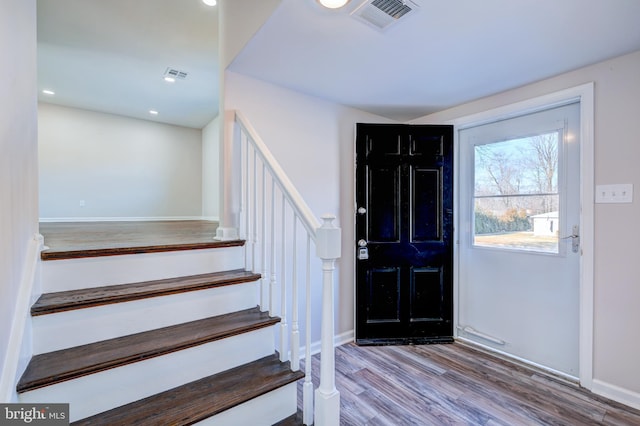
[
  {"x1": 300, "y1": 343, "x2": 640, "y2": 425},
  {"x1": 39, "y1": 220, "x2": 240, "y2": 260}
]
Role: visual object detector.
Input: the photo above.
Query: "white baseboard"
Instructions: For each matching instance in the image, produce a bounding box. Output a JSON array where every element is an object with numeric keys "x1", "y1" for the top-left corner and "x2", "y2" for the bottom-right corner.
[
  {"x1": 592, "y1": 379, "x2": 640, "y2": 411},
  {"x1": 0, "y1": 234, "x2": 43, "y2": 402},
  {"x1": 39, "y1": 216, "x2": 215, "y2": 222},
  {"x1": 334, "y1": 329, "x2": 355, "y2": 348},
  {"x1": 300, "y1": 329, "x2": 354, "y2": 360}
]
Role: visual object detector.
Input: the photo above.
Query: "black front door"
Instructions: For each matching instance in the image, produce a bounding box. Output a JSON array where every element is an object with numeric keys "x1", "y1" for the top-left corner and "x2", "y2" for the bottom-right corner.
[{"x1": 355, "y1": 124, "x2": 454, "y2": 344}]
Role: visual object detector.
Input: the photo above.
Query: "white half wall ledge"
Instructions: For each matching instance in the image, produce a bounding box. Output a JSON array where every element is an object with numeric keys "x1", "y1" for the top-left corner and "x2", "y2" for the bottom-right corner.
[
  {"x1": 592, "y1": 379, "x2": 640, "y2": 411},
  {"x1": 0, "y1": 234, "x2": 43, "y2": 403}
]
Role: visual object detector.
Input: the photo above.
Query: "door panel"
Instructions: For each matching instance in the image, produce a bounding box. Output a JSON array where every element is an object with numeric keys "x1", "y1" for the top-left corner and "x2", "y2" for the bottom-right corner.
[
  {"x1": 368, "y1": 166, "x2": 401, "y2": 242},
  {"x1": 410, "y1": 267, "x2": 444, "y2": 322},
  {"x1": 366, "y1": 268, "x2": 401, "y2": 323},
  {"x1": 356, "y1": 124, "x2": 453, "y2": 345},
  {"x1": 412, "y1": 167, "x2": 441, "y2": 241}
]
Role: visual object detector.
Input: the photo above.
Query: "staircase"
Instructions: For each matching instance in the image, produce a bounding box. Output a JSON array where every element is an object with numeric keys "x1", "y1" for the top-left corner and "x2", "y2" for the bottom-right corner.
[
  {"x1": 14, "y1": 110, "x2": 342, "y2": 425},
  {"x1": 17, "y1": 241, "x2": 303, "y2": 425}
]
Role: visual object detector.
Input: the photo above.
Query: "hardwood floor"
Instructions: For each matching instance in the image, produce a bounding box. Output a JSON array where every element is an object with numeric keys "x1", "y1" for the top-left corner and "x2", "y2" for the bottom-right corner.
[
  {"x1": 301, "y1": 343, "x2": 640, "y2": 425},
  {"x1": 39, "y1": 220, "x2": 236, "y2": 259},
  {"x1": 37, "y1": 222, "x2": 640, "y2": 424}
]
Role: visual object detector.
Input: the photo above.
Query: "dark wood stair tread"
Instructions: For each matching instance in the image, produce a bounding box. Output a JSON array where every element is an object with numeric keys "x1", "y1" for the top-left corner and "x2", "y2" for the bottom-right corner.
[
  {"x1": 40, "y1": 239, "x2": 244, "y2": 261},
  {"x1": 72, "y1": 354, "x2": 304, "y2": 426},
  {"x1": 32, "y1": 269, "x2": 261, "y2": 316},
  {"x1": 17, "y1": 307, "x2": 279, "y2": 393},
  {"x1": 39, "y1": 220, "x2": 235, "y2": 261}
]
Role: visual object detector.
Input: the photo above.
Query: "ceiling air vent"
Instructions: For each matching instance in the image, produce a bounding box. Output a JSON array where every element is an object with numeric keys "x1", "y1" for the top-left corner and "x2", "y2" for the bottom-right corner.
[
  {"x1": 351, "y1": 0, "x2": 419, "y2": 31},
  {"x1": 164, "y1": 67, "x2": 188, "y2": 80}
]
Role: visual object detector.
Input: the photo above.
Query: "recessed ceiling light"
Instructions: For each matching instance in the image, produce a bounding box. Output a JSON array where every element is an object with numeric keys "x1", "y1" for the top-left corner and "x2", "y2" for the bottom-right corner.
[
  {"x1": 164, "y1": 76, "x2": 176, "y2": 83},
  {"x1": 202, "y1": 0, "x2": 217, "y2": 6},
  {"x1": 317, "y1": 0, "x2": 349, "y2": 8},
  {"x1": 149, "y1": 110, "x2": 159, "y2": 115},
  {"x1": 42, "y1": 89, "x2": 55, "y2": 95}
]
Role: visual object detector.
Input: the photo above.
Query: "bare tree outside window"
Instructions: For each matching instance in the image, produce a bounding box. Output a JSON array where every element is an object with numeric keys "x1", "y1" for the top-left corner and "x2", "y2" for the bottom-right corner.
[
  {"x1": 526, "y1": 133, "x2": 559, "y2": 213},
  {"x1": 473, "y1": 131, "x2": 561, "y2": 253}
]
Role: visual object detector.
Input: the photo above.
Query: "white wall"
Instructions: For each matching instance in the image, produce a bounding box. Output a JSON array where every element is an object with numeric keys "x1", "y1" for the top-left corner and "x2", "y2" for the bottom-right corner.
[
  {"x1": 202, "y1": 116, "x2": 220, "y2": 220},
  {"x1": 225, "y1": 71, "x2": 394, "y2": 338},
  {"x1": 38, "y1": 103, "x2": 204, "y2": 219},
  {"x1": 412, "y1": 50, "x2": 640, "y2": 406},
  {"x1": 0, "y1": 0, "x2": 38, "y2": 399},
  {"x1": 220, "y1": 0, "x2": 282, "y2": 69}
]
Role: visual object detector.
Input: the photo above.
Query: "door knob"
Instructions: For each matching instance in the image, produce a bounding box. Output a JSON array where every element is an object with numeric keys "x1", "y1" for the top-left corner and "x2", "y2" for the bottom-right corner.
[
  {"x1": 357, "y1": 207, "x2": 366, "y2": 214},
  {"x1": 358, "y1": 239, "x2": 367, "y2": 247}
]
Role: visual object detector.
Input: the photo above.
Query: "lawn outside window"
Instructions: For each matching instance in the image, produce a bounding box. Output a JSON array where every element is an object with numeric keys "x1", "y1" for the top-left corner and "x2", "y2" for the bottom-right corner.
[{"x1": 473, "y1": 131, "x2": 561, "y2": 254}]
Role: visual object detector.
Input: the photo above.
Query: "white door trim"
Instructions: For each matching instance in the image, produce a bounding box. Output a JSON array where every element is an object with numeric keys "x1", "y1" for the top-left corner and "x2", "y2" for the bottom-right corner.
[{"x1": 448, "y1": 82, "x2": 595, "y2": 389}]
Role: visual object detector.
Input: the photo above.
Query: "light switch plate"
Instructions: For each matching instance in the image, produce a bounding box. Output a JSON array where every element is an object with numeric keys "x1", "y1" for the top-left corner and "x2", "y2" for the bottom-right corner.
[{"x1": 595, "y1": 184, "x2": 633, "y2": 203}]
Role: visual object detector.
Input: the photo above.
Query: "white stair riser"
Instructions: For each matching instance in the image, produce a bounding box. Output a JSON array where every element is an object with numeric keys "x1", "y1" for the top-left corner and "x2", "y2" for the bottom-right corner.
[
  {"x1": 41, "y1": 246, "x2": 245, "y2": 292},
  {"x1": 32, "y1": 281, "x2": 259, "y2": 354},
  {"x1": 20, "y1": 327, "x2": 276, "y2": 422},
  {"x1": 195, "y1": 382, "x2": 298, "y2": 426}
]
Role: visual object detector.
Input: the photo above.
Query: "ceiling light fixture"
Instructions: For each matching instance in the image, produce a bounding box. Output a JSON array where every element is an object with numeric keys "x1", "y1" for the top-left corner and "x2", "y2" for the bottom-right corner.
[
  {"x1": 149, "y1": 110, "x2": 159, "y2": 115},
  {"x1": 318, "y1": 0, "x2": 350, "y2": 8},
  {"x1": 42, "y1": 89, "x2": 55, "y2": 95},
  {"x1": 202, "y1": 0, "x2": 217, "y2": 6},
  {"x1": 164, "y1": 76, "x2": 176, "y2": 83}
]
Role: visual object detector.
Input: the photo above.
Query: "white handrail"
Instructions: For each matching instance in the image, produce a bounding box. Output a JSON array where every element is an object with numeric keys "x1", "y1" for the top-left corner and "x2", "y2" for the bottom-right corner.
[
  {"x1": 232, "y1": 110, "x2": 340, "y2": 426},
  {"x1": 234, "y1": 110, "x2": 321, "y2": 238}
]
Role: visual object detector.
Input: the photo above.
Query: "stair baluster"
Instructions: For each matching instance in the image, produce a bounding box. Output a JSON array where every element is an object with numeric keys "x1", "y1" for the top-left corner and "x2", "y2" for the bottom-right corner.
[
  {"x1": 232, "y1": 110, "x2": 341, "y2": 425},
  {"x1": 291, "y1": 217, "x2": 300, "y2": 372},
  {"x1": 279, "y1": 195, "x2": 288, "y2": 362},
  {"x1": 260, "y1": 163, "x2": 267, "y2": 309},
  {"x1": 304, "y1": 235, "x2": 314, "y2": 425},
  {"x1": 269, "y1": 179, "x2": 277, "y2": 316}
]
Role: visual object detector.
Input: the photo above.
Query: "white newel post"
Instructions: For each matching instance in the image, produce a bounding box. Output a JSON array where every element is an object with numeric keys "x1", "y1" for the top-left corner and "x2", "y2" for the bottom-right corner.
[
  {"x1": 314, "y1": 215, "x2": 341, "y2": 426},
  {"x1": 215, "y1": 110, "x2": 240, "y2": 241}
]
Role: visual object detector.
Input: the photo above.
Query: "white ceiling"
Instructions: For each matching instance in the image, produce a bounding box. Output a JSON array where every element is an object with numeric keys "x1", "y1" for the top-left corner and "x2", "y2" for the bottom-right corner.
[
  {"x1": 37, "y1": 0, "x2": 640, "y2": 128},
  {"x1": 231, "y1": 0, "x2": 640, "y2": 121},
  {"x1": 37, "y1": 0, "x2": 218, "y2": 129}
]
